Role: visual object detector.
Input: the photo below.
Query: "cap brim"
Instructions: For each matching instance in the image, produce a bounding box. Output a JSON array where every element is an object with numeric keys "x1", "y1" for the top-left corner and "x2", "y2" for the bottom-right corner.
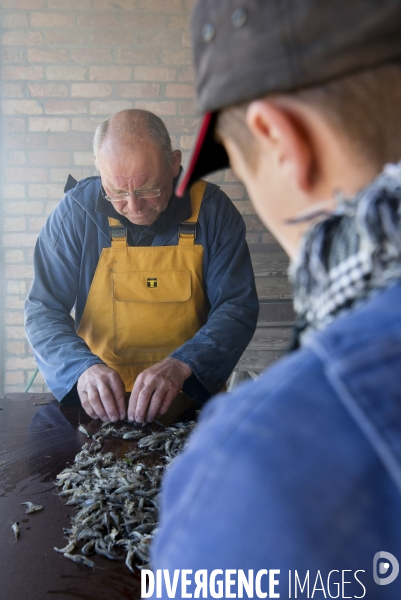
[{"x1": 175, "y1": 112, "x2": 229, "y2": 197}]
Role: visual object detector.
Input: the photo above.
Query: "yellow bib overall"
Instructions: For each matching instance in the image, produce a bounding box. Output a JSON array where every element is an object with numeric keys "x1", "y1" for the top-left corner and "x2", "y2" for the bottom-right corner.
[{"x1": 77, "y1": 180, "x2": 208, "y2": 393}]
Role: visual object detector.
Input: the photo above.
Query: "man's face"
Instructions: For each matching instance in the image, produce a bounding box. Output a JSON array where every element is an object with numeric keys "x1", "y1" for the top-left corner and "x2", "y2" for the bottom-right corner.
[
  {"x1": 219, "y1": 130, "x2": 295, "y2": 245},
  {"x1": 216, "y1": 103, "x2": 318, "y2": 258},
  {"x1": 97, "y1": 137, "x2": 181, "y2": 226},
  {"x1": 217, "y1": 98, "x2": 375, "y2": 259}
]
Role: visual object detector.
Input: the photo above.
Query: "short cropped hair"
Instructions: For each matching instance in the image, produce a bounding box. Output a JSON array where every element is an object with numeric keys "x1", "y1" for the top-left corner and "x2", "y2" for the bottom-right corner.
[
  {"x1": 93, "y1": 109, "x2": 173, "y2": 168},
  {"x1": 217, "y1": 61, "x2": 401, "y2": 171}
]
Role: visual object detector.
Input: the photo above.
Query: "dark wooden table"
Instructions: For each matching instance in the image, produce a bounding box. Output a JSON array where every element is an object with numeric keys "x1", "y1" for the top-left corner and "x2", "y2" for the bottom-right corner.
[{"x1": 0, "y1": 393, "x2": 142, "y2": 600}]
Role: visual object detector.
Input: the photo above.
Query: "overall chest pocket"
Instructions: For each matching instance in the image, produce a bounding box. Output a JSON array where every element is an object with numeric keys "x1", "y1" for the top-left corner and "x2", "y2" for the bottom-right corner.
[{"x1": 112, "y1": 270, "x2": 192, "y2": 353}]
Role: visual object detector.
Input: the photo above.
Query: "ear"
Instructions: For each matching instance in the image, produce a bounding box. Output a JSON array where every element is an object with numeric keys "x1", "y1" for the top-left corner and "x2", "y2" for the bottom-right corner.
[
  {"x1": 171, "y1": 149, "x2": 182, "y2": 178},
  {"x1": 245, "y1": 100, "x2": 313, "y2": 192}
]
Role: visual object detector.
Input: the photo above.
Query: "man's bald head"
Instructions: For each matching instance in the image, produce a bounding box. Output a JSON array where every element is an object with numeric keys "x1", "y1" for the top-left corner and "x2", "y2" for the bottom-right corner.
[
  {"x1": 93, "y1": 109, "x2": 182, "y2": 226},
  {"x1": 93, "y1": 109, "x2": 173, "y2": 169}
]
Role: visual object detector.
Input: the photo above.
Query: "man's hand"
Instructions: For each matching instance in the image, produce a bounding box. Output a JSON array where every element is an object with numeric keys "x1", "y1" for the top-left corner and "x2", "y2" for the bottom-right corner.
[
  {"x1": 77, "y1": 363, "x2": 126, "y2": 422},
  {"x1": 128, "y1": 358, "x2": 192, "y2": 423}
]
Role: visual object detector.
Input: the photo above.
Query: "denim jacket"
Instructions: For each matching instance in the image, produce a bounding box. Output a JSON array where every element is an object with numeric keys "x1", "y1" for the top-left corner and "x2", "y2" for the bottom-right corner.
[
  {"x1": 24, "y1": 176, "x2": 259, "y2": 402},
  {"x1": 152, "y1": 283, "x2": 401, "y2": 599}
]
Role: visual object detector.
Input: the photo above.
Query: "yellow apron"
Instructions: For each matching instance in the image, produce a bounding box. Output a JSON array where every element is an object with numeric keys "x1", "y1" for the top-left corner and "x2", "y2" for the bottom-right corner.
[{"x1": 77, "y1": 179, "x2": 208, "y2": 393}]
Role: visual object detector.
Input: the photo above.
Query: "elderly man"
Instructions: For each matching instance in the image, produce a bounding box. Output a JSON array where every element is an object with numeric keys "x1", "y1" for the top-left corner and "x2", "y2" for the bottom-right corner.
[
  {"x1": 25, "y1": 109, "x2": 258, "y2": 424},
  {"x1": 151, "y1": 0, "x2": 401, "y2": 597}
]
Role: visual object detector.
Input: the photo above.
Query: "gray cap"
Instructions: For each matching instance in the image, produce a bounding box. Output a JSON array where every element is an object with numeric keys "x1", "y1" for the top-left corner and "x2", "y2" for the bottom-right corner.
[
  {"x1": 193, "y1": 0, "x2": 401, "y2": 113},
  {"x1": 176, "y1": 0, "x2": 401, "y2": 196}
]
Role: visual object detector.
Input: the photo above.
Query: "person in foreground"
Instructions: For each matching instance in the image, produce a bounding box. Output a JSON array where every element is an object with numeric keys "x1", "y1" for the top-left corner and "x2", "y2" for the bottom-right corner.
[
  {"x1": 151, "y1": 0, "x2": 401, "y2": 597},
  {"x1": 25, "y1": 109, "x2": 258, "y2": 424}
]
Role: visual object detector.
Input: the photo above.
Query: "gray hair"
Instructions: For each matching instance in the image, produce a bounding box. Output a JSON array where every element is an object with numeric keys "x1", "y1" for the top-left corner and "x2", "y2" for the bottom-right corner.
[{"x1": 93, "y1": 109, "x2": 173, "y2": 169}]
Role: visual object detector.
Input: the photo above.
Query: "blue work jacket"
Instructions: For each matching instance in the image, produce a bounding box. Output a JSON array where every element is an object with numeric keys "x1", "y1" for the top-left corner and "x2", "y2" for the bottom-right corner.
[
  {"x1": 152, "y1": 283, "x2": 401, "y2": 599},
  {"x1": 24, "y1": 175, "x2": 259, "y2": 402}
]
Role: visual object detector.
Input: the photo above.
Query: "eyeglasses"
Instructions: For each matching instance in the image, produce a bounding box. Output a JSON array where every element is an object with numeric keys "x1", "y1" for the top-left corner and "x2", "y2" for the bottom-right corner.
[{"x1": 101, "y1": 185, "x2": 162, "y2": 202}]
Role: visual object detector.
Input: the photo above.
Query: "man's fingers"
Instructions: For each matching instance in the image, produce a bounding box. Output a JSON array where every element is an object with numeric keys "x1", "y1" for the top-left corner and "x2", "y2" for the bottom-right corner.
[
  {"x1": 154, "y1": 388, "x2": 177, "y2": 419},
  {"x1": 127, "y1": 395, "x2": 138, "y2": 423},
  {"x1": 127, "y1": 384, "x2": 141, "y2": 422},
  {"x1": 134, "y1": 383, "x2": 158, "y2": 423},
  {"x1": 97, "y1": 383, "x2": 121, "y2": 422},
  {"x1": 145, "y1": 391, "x2": 166, "y2": 423},
  {"x1": 128, "y1": 374, "x2": 149, "y2": 422},
  {"x1": 127, "y1": 378, "x2": 143, "y2": 421},
  {"x1": 79, "y1": 390, "x2": 97, "y2": 420},
  {"x1": 77, "y1": 365, "x2": 127, "y2": 422},
  {"x1": 146, "y1": 390, "x2": 170, "y2": 423},
  {"x1": 127, "y1": 358, "x2": 191, "y2": 422},
  {"x1": 86, "y1": 387, "x2": 108, "y2": 421},
  {"x1": 107, "y1": 375, "x2": 126, "y2": 420},
  {"x1": 81, "y1": 383, "x2": 122, "y2": 422}
]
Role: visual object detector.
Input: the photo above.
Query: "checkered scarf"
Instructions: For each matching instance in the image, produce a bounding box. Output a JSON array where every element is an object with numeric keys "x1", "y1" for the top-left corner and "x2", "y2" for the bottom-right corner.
[{"x1": 290, "y1": 163, "x2": 401, "y2": 344}]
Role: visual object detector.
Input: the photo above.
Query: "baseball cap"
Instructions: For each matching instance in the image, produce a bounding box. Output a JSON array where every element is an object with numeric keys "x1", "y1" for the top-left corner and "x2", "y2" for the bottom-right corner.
[{"x1": 176, "y1": 0, "x2": 401, "y2": 196}]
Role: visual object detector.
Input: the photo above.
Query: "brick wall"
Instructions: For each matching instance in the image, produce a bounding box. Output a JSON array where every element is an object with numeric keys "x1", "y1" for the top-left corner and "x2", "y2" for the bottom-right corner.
[{"x1": 1, "y1": 0, "x2": 272, "y2": 394}]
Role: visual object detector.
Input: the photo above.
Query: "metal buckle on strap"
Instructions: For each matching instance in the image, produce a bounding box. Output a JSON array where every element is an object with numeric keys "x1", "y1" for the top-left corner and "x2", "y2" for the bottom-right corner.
[
  {"x1": 179, "y1": 222, "x2": 197, "y2": 239},
  {"x1": 110, "y1": 225, "x2": 127, "y2": 239}
]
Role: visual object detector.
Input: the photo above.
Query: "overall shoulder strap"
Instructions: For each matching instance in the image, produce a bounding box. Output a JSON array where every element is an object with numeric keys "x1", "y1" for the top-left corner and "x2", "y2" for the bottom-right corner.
[
  {"x1": 188, "y1": 179, "x2": 207, "y2": 222},
  {"x1": 178, "y1": 179, "x2": 207, "y2": 245},
  {"x1": 108, "y1": 217, "x2": 127, "y2": 247}
]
